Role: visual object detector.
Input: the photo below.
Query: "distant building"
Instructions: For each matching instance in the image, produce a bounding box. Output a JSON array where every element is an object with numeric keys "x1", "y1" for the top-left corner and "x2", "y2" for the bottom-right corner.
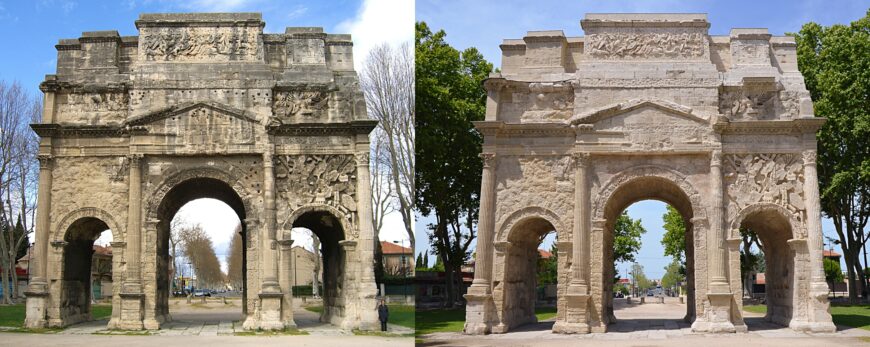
[
  {"x1": 753, "y1": 249, "x2": 846, "y2": 295},
  {"x1": 381, "y1": 241, "x2": 413, "y2": 276},
  {"x1": 290, "y1": 246, "x2": 320, "y2": 289}
]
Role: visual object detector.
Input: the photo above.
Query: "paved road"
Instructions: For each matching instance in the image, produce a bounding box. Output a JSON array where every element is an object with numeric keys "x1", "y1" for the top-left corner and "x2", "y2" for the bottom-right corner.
[
  {"x1": 0, "y1": 333, "x2": 414, "y2": 347},
  {"x1": 421, "y1": 297, "x2": 870, "y2": 346}
]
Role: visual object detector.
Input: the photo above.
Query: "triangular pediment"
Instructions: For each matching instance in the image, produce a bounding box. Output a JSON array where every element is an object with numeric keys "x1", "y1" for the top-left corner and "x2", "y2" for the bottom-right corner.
[
  {"x1": 566, "y1": 98, "x2": 709, "y2": 126},
  {"x1": 126, "y1": 101, "x2": 260, "y2": 126}
]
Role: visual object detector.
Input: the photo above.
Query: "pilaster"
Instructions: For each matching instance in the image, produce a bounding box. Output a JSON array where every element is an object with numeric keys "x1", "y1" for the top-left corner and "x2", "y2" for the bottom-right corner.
[
  {"x1": 799, "y1": 149, "x2": 836, "y2": 332},
  {"x1": 464, "y1": 152, "x2": 497, "y2": 335},
  {"x1": 555, "y1": 151, "x2": 591, "y2": 334},
  {"x1": 118, "y1": 153, "x2": 144, "y2": 330},
  {"x1": 25, "y1": 154, "x2": 53, "y2": 328}
]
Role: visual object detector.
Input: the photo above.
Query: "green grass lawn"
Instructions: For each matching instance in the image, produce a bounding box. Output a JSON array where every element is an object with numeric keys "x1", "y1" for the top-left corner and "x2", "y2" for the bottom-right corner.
[
  {"x1": 744, "y1": 304, "x2": 870, "y2": 330},
  {"x1": 415, "y1": 306, "x2": 557, "y2": 336},
  {"x1": 305, "y1": 304, "x2": 414, "y2": 329},
  {"x1": 0, "y1": 304, "x2": 112, "y2": 327}
]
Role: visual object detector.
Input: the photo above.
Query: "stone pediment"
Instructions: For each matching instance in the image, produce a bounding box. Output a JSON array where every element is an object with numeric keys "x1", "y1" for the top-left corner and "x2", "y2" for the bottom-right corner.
[
  {"x1": 127, "y1": 101, "x2": 257, "y2": 150},
  {"x1": 567, "y1": 98, "x2": 708, "y2": 126},
  {"x1": 126, "y1": 101, "x2": 260, "y2": 126},
  {"x1": 571, "y1": 99, "x2": 712, "y2": 151}
]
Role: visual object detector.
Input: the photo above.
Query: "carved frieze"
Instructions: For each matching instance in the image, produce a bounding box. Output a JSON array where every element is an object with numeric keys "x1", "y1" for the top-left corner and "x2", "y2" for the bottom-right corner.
[
  {"x1": 271, "y1": 91, "x2": 330, "y2": 124},
  {"x1": 57, "y1": 92, "x2": 128, "y2": 125},
  {"x1": 520, "y1": 83, "x2": 574, "y2": 122},
  {"x1": 724, "y1": 153, "x2": 806, "y2": 228},
  {"x1": 103, "y1": 156, "x2": 129, "y2": 182},
  {"x1": 719, "y1": 87, "x2": 777, "y2": 120},
  {"x1": 140, "y1": 27, "x2": 259, "y2": 61},
  {"x1": 275, "y1": 155, "x2": 357, "y2": 215},
  {"x1": 142, "y1": 105, "x2": 256, "y2": 152},
  {"x1": 587, "y1": 32, "x2": 704, "y2": 59}
]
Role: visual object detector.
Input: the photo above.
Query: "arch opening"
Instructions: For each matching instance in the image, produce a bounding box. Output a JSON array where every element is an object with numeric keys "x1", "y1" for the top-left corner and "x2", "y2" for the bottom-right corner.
[
  {"x1": 737, "y1": 208, "x2": 795, "y2": 328},
  {"x1": 500, "y1": 216, "x2": 558, "y2": 331},
  {"x1": 59, "y1": 217, "x2": 112, "y2": 326},
  {"x1": 153, "y1": 176, "x2": 248, "y2": 325},
  {"x1": 290, "y1": 210, "x2": 346, "y2": 326},
  {"x1": 600, "y1": 175, "x2": 697, "y2": 329}
]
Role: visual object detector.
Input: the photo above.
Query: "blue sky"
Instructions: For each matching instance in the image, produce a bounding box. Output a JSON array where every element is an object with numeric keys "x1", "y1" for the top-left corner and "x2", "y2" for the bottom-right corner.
[
  {"x1": 2, "y1": 0, "x2": 415, "y2": 268},
  {"x1": 414, "y1": 0, "x2": 867, "y2": 278}
]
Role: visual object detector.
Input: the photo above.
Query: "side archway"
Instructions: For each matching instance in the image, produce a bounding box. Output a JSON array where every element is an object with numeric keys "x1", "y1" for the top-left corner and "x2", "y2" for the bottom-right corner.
[{"x1": 492, "y1": 206, "x2": 564, "y2": 333}]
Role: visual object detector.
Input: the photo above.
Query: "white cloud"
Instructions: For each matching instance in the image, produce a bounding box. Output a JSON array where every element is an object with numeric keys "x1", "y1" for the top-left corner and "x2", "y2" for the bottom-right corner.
[{"x1": 336, "y1": 0, "x2": 414, "y2": 71}]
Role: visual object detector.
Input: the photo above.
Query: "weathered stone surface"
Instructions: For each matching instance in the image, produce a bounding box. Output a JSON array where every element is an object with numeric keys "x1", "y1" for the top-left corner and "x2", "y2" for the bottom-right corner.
[
  {"x1": 467, "y1": 13, "x2": 835, "y2": 336},
  {"x1": 25, "y1": 13, "x2": 378, "y2": 332}
]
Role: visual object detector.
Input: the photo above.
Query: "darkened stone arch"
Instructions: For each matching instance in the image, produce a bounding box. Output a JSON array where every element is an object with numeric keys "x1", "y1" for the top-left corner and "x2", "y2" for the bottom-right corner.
[
  {"x1": 281, "y1": 203, "x2": 351, "y2": 327},
  {"x1": 53, "y1": 207, "x2": 123, "y2": 243},
  {"x1": 144, "y1": 166, "x2": 257, "y2": 326},
  {"x1": 145, "y1": 166, "x2": 257, "y2": 222}
]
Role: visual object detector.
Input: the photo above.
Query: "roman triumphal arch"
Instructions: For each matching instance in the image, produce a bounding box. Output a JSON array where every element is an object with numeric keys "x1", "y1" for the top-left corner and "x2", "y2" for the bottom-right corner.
[
  {"x1": 464, "y1": 13, "x2": 836, "y2": 335},
  {"x1": 24, "y1": 13, "x2": 379, "y2": 331}
]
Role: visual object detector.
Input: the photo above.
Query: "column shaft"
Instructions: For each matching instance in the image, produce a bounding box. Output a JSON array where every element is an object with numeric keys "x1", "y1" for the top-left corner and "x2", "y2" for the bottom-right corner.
[
  {"x1": 30, "y1": 155, "x2": 53, "y2": 290},
  {"x1": 470, "y1": 153, "x2": 496, "y2": 293},
  {"x1": 570, "y1": 153, "x2": 589, "y2": 291},
  {"x1": 709, "y1": 150, "x2": 729, "y2": 292},
  {"x1": 124, "y1": 154, "x2": 143, "y2": 292},
  {"x1": 802, "y1": 150, "x2": 828, "y2": 291},
  {"x1": 262, "y1": 152, "x2": 279, "y2": 291},
  {"x1": 356, "y1": 150, "x2": 376, "y2": 283}
]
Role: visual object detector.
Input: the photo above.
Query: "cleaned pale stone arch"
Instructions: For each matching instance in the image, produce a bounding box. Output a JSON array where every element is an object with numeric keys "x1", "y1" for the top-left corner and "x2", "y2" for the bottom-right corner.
[
  {"x1": 491, "y1": 206, "x2": 564, "y2": 333},
  {"x1": 728, "y1": 203, "x2": 800, "y2": 240},
  {"x1": 591, "y1": 164, "x2": 705, "y2": 329},
  {"x1": 495, "y1": 206, "x2": 566, "y2": 244},
  {"x1": 729, "y1": 203, "x2": 802, "y2": 327},
  {"x1": 280, "y1": 203, "x2": 354, "y2": 237}
]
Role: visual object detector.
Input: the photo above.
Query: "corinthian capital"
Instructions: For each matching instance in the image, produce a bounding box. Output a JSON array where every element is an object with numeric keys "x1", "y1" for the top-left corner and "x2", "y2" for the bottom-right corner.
[
  {"x1": 126, "y1": 153, "x2": 144, "y2": 165},
  {"x1": 37, "y1": 154, "x2": 53, "y2": 169},
  {"x1": 572, "y1": 152, "x2": 590, "y2": 168},
  {"x1": 479, "y1": 153, "x2": 497, "y2": 169},
  {"x1": 356, "y1": 151, "x2": 370, "y2": 167},
  {"x1": 802, "y1": 149, "x2": 817, "y2": 165},
  {"x1": 710, "y1": 150, "x2": 722, "y2": 167}
]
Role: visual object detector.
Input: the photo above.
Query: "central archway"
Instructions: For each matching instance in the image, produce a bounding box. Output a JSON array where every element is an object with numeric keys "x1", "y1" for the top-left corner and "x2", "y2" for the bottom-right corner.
[
  {"x1": 592, "y1": 165, "x2": 703, "y2": 330},
  {"x1": 145, "y1": 168, "x2": 254, "y2": 328}
]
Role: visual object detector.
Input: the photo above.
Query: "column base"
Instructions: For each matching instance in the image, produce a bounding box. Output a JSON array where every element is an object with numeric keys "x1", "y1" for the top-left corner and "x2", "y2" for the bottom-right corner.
[
  {"x1": 243, "y1": 292, "x2": 287, "y2": 330},
  {"x1": 24, "y1": 290, "x2": 48, "y2": 329},
  {"x1": 555, "y1": 292, "x2": 591, "y2": 334},
  {"x1": 463, "y1": 293, "x2": 493, "y2": 335},
  {"x1": 116, "y1": 292, "x2": 144, "y2": 330},
  {"x1": 794, "y1": 290, "x2": 836, "y2": 333},
  {"x1": 691, "y1": 292, "x2": 735, "y2": 333}
]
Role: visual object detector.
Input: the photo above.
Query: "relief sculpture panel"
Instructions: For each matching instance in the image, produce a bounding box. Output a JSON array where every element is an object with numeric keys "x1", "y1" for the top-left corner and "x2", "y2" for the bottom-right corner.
[
  {"x1": 587, "y1": 32, "x2": 704, "y2": 59},
  {"x1": 140, "y1": 27, "x2": 260, "y2": 61},
  {"x1": 271, "y1": 90, "x2": 331, "y2": 124},
  {"x1": 724, "y1": 153, "x2": 806, "y2": 234},
  {"x1": 274, "y1": 155, "x2": 358, "y2": 234},
  {"x1": 56, "y1": 92, "x2": 128, "y2": 125}
]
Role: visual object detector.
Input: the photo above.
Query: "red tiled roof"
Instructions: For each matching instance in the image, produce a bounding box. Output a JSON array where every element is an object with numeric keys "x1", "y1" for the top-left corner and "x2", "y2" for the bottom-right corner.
[
  {"x1": 824, "y1": 250, "x2": 841, "y2": 257},
  {"x1": 93, "y1": 245, "x2": 112, "y2": 256},
  {"x1": 380, "y1": 241, "x2": 412, "y2": 255},
  {"x1": 538, "y1": 249, "x2": 553, "y2": 259}
]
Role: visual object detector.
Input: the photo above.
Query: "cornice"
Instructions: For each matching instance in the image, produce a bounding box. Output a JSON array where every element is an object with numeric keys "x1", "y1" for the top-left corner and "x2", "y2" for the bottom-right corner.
[{"x1": 267, "y1": 120, "x2": 377, "y2": 136}]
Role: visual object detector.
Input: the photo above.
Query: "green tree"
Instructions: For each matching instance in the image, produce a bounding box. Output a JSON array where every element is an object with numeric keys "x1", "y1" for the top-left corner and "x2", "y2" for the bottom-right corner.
[
  {"x1": 661, "y1": 205, "x2": 686, "y2": 264},
  {"x1": 824, "y1": 257, "x2": 845, "y2": 295},
  {"x1": 415, "y1": 21, "x2": 493, "y2": 307},
  {"x1": 794, "y1": 10, "x2": 870, "y2": 303},
  {"x1": 661, "y1": 258, "x2": 685, "y2": 293},
  {"x1": 614, "y1": 212, "x2": 646, "y2": 263},
  {"x1": 415, "y1": 252, "x2": 424, "y2": 270},
  {"x1": 537, "y1": 243, "x2": 558, "y2": 285},
  {"x1": 630, "y1": 263, "x2": 651, "y2": 296}
]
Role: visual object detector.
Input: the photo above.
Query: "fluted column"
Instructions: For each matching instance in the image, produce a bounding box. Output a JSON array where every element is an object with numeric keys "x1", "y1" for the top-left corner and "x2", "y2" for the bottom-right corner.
[
  {"x1": 29, "y1": 155, "x2": 53, "y2": 292},
  {"x1": 569, "y1": 152, "x2": 590, "y2": 292},
  {"x1": 261, "y1": 151, "x2": 280, "y2": 292},
  {"x1": 802, "y1": 150, "x2": 829, "y2": 294},
  {"x1": 356, "y1": 150, "x2": 376, "y2": 284},
  {"x1": 355, "y1": 149, "x2": 379, "y2": 330},
  {"x1": 470, "y1": 153, "x2": 497, "y2": 293},
  {"x1": 708, "y1": 150, "x2": 729, "y2": 293},
  {"x1": 123, "y1": 154, "x2": 143, "y2": 293}
]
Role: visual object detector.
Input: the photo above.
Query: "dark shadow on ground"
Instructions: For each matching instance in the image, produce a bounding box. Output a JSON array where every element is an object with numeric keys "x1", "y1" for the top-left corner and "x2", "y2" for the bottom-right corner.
[{"x1": 744, "y1": 316, "x2": 789, "y2": 331}]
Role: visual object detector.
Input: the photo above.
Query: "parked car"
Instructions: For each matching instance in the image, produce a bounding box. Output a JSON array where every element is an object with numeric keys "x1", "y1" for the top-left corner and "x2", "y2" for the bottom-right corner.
[{"x1": 193, "y1": 290, "x2": 211, "y2": 297}]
